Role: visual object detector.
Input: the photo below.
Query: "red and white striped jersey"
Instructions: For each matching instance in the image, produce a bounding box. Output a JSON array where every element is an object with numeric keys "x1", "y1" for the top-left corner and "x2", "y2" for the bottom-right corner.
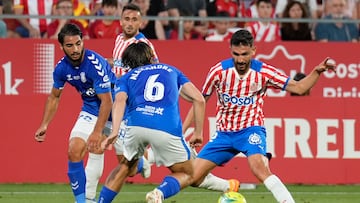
[
  {"x1": 202, "y1": 58, "x2": 289, "y2": 132},
  {"x1": 112, "y1": 32, "x2": 159, "y2": 76},
  {"x1": 13, "y1": 0, "x2": 54, "y2": 33},
  {"x1": 246, "y1": 21, "x2": 280, "y2": 42}
]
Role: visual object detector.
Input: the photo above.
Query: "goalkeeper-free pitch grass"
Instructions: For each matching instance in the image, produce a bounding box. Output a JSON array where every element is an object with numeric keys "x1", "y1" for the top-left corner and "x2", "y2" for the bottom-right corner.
[{"x1": 0, "y1": 183, "x2": 359, "y2": 203}]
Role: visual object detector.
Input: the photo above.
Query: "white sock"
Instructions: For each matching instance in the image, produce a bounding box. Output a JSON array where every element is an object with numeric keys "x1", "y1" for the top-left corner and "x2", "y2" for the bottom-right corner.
[
  {"x1": 85, "y1": 153, "x2": 104, "y2": 200},
  {"x1": 264, "y1": 175, "x2": 295, "y2": 203},
  {"x1": 198, "y1": 173, "x2": 229, "y2": 192}
]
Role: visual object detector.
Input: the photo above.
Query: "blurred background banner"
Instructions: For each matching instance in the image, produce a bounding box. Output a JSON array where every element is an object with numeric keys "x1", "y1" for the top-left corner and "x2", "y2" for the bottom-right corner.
[{"x1": 0, "y1": 39, "x2": 359, "y2": 184}]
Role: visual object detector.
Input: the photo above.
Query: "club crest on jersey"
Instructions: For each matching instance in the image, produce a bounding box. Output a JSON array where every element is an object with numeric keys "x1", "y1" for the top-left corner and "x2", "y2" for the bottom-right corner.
[
  {"x1": 80, "y1": 72, "x2": 87, "y2": 83},
  {"x1": 248, "y1": 133, "x2": 262, "y2": 145}
]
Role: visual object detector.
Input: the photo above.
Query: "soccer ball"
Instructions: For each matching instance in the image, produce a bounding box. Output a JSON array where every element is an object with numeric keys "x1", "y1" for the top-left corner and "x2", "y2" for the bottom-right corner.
[{"x1": 218, "y1": 191, "x2": 247, "y2": 203}]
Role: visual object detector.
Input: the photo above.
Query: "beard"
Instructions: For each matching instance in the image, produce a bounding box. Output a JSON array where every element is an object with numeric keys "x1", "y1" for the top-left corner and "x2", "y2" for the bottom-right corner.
[{"x1": 65, "y1": 48, "x2": 84, "y2": 67}]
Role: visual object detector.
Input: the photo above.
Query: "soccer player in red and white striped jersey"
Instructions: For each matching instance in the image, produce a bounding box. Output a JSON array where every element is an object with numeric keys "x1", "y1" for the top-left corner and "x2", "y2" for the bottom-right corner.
[
  {"x1": 185, "y1": 29, "x2": 336, "y2": 203},
  {"x1": 111, "y1": 4, "x2": 158, "y2": 77}
]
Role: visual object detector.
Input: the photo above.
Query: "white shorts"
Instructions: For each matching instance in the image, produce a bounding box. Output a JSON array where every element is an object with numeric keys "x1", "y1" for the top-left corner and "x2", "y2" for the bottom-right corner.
[
  {"x1": 70, "y1": 111, "x2": 112, "y2": 141},
  {"x1": 113, "y1": 121, "x2": 126, "y2": 155},
  {"x1": 123, "y1": 126, "x2": 191, "y2": 167}
]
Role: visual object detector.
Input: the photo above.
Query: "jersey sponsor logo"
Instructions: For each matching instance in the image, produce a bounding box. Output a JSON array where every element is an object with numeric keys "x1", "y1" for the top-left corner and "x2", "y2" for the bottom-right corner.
[
  {"x1": 84, "y1": 88, "x2": 96, "y2": 97},
  {"x1": 248, "y1": 133, "x2": 262, "y2": 145},
  {"x1": 221, "y1": 94, "x2": 254, "y2": 106},
  {"x1": 136, "y1": 105, "x2": 164, "y2": 116},
  {"x1": 99, "y1": 81, "x2": 111, "y2": 89}
]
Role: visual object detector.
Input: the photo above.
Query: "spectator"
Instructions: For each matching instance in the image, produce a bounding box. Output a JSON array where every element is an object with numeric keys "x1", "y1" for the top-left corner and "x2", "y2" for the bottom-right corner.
[
  {"x1": 167, "y1": 0, "x2": 209, "y2": 37},
  {"x1": 245, "y1": 0, "x2": 281, "y2": 42},
  {"x1": 322, "y1": 0, "x2": 359, "y2": 19},
  {"x1": 281, "y1": 0, "x2": 313, "y2": 41},
  {"x1": 131, "y1": 0, "x2": 166, "y2": 40},
  {"x1": 0, "y1": 0, "x2": 7, "y2": 38},
  {"x1": 208, "y1": 0, "x2": 239, "y2": 18},
  {"x1": 290, "y1": 72, "x2": 310, "y2": 96},
  {"x1": 12, "y1": 0, "x2": 55, "y2": 38},
  {"x1": 205, "y1": 11, "x2": 234, "y2": 42},
  {"x1": 45, "y1": 0, "x2": 89, "y2": 39},
  {"x1": 82, "y1": 0, "x2": 102, "y2": 15},
  {"x1": 314, "y1": 0, "x2": 358, "y2": 42},
  {"x1": 88, "y1": 0, "x2": 122, "y2": 39},
  {"x1": 168, "y1": 10, "x2": 204, "y2": 40},
  {"x1": 243, "y1": 0, "x2": 277, "y2": 18},
  {"x1": 276, "y1": 0, "x2": 319, "y2": 19},
  {"x1": 72, "y1": 0, "x2": 92, "y2": 28}
]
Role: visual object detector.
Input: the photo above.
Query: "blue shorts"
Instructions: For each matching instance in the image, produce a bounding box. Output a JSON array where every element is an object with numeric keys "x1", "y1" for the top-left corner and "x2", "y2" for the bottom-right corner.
[{"x1": 197, "y1": 126, "x2": 267, "y2": 166}]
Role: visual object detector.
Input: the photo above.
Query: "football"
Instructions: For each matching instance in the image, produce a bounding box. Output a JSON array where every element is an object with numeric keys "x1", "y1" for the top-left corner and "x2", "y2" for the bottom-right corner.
[
  {"x1": 218, "y1": 191, "x2": 247, "y2": 203},
  {"x1": 326, "y1": 58, "x2": 336, "y2": 66}
]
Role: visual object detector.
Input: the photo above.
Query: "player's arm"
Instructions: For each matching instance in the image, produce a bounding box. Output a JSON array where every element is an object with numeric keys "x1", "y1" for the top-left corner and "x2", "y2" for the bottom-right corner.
[
  {"x1": 34, "y1": 87, "x2": 62, "y2": 142},
  {"x1": 182, "y1": 94, "x2": 210, "y2": 135},
  {"x1": 101, "y1": 92, "x2": 127, "y2": 150},
  {"x1": 180, "y1": 82, "x2": 206, "y2": 147},
  {"x1": 87, "y1": 92, "x2": 113, "y2": 152},
  {"x1": 285, "y1": 57, "x2": 336, "y2": 95}
]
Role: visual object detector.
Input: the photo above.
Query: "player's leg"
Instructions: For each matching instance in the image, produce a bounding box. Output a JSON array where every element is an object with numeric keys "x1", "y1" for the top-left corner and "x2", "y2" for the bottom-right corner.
[
  {"x1": 145, "y1": 129, "x2": 195, "y2": 202},
  {"x1": 98, "y1": 126, "x2": 148, "y2": 203},
  {"x1": 85, "y1": 152, "x2": 104, "y2": 202},
  {"x1": 84, "y1": 122, "x2": 112, "y2": 202},
  {"x1": 147, "y1": 144, "x2": 239, "y2": 192},
  {"x1": 189, "y1": 146, "x2": 240, "y2": 192},
  {"x1": 68, "y1": 111, "x2": 96, "y2": 203},
  {"x1": 244, "y1": 126, "x2": 295, "y2": 203},
  {"x1": 114, "y1": 121, "x2": 151, "y2": 178},
  {"x1": 97, "y1": 158, "x2": 139, "y2": 203}
]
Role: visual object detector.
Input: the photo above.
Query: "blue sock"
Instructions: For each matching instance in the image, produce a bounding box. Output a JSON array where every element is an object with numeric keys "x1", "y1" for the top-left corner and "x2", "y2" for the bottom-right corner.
[
  {"x1": 98, "y1": 186, "x2": 118, "y2": 203},
  {"x1": 136, "y1": 157, "x2": 144, "y2": 174},
  {"x1": 67, "y1": 160, "x2": 86, "y2": 203},
  {"x1": 157, "y1": 176, "x2": 181, "y2": 199}
]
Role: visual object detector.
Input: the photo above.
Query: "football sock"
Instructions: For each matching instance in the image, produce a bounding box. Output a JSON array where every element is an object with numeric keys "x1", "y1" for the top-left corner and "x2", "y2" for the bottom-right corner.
[
  {"x1": 136, "y1": 157, "x2": 144, "y2": 174},
  {"x1": 264, "y1": 174, "x2": 295, "y2": 203},
  {"x1": 157, "y1": 176, "x2": 181, "y2": 199},
  {"x1": 198, "y1": 173, "x2": 229, "y2": 192},
  {"x1": 85, "y1": 153, "x2": 104, "y2": 200},
  {"x1": 98, "y1": 186, "x2": 118, "y2": 203},
  {"x1": 67, "y1": 160, "x2": 86, "y2": 203}
]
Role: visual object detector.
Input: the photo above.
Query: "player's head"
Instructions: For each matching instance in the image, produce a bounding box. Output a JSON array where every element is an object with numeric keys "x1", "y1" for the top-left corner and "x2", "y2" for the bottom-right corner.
[
  {"x1": 121, "y1": 3, "x2": 142, "y2": 39},
  {"x1": 122, "y1": 42, "x2": 154, "y2": 69},
  {"x1": 58, "y1": 23, "x2": 84, "y2": 66},
  {"x1": 230, "y1": 29, "x2": 256, "y2": 75}
]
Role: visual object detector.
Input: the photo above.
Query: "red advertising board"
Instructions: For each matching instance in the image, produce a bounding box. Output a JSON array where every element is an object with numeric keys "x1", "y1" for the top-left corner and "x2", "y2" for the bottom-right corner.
[{"x1": 0, "y1": 39, "x2": 359, "y2": 184}]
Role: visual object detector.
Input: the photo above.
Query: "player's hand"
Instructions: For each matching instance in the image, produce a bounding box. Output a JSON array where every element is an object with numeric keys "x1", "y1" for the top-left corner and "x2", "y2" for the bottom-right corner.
[
  {"x1": 188, "y1": 132, "x2": 203, "y2": 148},
  {"x1": 315, "y1": 57, "x2": 336, "y2": 74},
  {"x1": 101, "y1": 133, "x2": 118, "y2": 151},
  {"x1": 87, "y1": 131, "x2": 103, "y2": 153},
  {"x1": 35, "y1": 126, "x2": 47, "y2": 142}
]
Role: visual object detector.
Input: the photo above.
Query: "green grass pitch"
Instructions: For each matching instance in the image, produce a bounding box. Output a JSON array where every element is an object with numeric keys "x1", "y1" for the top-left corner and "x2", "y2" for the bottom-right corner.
[{"x1": 0, "y1": 183, "x2": 359, "y2": 203}]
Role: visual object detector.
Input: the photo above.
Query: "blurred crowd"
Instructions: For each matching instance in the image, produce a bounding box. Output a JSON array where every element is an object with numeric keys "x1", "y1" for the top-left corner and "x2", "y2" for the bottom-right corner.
[{"x1": 0, "y1": 0, "x2": 359, "y2": 42}]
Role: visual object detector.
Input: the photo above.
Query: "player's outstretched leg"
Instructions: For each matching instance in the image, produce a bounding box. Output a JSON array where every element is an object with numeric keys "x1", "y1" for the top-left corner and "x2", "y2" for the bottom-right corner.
[
  {"x1": 85, "y1": 153, "x2": 104, "y2": 202},
  {"x1": 68, "y1": 160, "x2": 86, "y2": 203}
]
